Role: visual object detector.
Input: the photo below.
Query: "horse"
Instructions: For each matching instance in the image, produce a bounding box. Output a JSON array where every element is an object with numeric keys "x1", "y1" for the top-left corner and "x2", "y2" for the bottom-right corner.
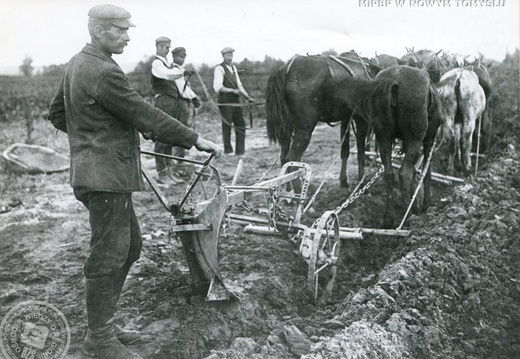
[
  {"x1": 401, "y1": 48, "x2": 444, "y2": 83},
  {"x1": 403, "y1": 49, "x2": 493, "y2": 153},
  {"x1": 371, "y1": 53, "x2": 407, "y2": 69},
  {"x1": 375, "y1": 66, "x2": 443, "y2": 228},
  {"x1": 435, "y1": 68, "x2": 486, "y2": 177},
  {"x1": 463, "y1": 57, "x2": 494, "y2": 153},
  {"x1": 265, "y1": 52, "x2": 381, "y2": 188}
]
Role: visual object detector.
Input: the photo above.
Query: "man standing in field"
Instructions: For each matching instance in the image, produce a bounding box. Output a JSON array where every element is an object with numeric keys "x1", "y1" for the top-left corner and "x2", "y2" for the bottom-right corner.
[
  {"x1": 213, "y1": 47, "x2": 255, "y2": 156},
  {"x1": 151, "y1": 39, "x2": 201, "y2": 184},
  {"x1": 47, "y1": 4, "x2": 222, "y2": 359},
  {"x1": 169, "y1": 47, "x2": 202, "y2": 177}
]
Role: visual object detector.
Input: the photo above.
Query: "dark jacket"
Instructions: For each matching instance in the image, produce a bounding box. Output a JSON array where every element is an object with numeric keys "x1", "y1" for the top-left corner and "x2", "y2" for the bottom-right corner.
[{"x1": 48, "y1": 43, "x2": 198, "y2": 192}]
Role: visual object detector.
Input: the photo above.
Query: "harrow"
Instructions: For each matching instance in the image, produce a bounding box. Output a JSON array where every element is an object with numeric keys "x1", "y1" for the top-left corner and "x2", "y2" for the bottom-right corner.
[{"x1": 141, "y1": 150, "x2": 410, "y2": 303}]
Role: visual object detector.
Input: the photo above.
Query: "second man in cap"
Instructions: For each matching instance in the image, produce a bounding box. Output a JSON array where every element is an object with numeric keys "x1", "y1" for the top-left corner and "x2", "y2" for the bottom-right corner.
[{"x1": 213, "y1": 47, "x2": 255, "y2": 156}]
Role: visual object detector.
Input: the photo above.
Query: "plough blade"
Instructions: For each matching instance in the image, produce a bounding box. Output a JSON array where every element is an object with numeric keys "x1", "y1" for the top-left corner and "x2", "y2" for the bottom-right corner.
[{"x1": 177, "y1": 190, "x2": 238, "y2": 301}]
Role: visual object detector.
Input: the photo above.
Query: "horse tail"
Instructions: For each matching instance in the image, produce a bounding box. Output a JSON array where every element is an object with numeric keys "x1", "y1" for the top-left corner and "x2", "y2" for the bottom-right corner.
[
  {"x1": 454, "y1": 75, "x2": 464, "y2": 120},
  {"x1": 266, "y1": 65, "x2": 291, "y2": 144},
  {"x1": 429, "y1": 84, "x2": 446, "y2": 151}
]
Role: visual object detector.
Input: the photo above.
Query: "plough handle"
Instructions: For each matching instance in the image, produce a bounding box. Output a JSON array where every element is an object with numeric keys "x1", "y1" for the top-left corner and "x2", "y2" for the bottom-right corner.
[
  {"x1": 140, "y1": 150, "x2": 209, "y2": 166},
  {"x1": 178, "y1": 153, "x2": 215, "y2": 211}
]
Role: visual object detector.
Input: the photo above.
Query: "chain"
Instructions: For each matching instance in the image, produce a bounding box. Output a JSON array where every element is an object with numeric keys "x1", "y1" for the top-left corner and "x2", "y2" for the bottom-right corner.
[
  {"x1": 309, "y1": 164, "x2": 386, "y2": 230},
  {"x1": 267, "y1": 186, "x2": 289, "y2": 230},
  {"x1": 267, "y1": 187, "x2": 276, "y2": 229},
  {"x1": 340, "y1": 165, "x2": 385, "y2": 213}
]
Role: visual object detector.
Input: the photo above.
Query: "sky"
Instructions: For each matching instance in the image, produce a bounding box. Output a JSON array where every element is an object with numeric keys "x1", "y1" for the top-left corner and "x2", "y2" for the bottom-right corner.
[{"x1": 0, "y1": 0, "x2": 518, "y2": 74}]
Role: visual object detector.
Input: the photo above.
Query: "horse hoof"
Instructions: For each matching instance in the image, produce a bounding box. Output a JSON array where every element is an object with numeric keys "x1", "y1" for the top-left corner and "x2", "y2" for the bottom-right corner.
[{"x1": 340, "y1": 180, "x2": 349, "y2": 188}]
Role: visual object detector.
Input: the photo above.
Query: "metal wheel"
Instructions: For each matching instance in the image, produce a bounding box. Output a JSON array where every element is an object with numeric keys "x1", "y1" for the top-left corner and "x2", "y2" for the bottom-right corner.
[
  {"x1": 307, "y1": 210, "x2": 340, "y2": 302},
  {"x1": 185, "y1": 165, "x2": 222, "y2": 204}
]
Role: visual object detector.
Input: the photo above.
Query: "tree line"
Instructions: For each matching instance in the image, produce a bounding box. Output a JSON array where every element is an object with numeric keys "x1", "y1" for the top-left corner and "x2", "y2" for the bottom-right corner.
[{"x1": 21, "y1": 54, "x2": 288, "y2": 78}]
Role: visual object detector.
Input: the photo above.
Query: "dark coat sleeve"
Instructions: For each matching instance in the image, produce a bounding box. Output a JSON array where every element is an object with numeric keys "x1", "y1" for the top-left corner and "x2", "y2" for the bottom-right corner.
[
  {"x1": 48, "y1": 77, "x2": 68, "y2": 133},
  {"x1": 95, "y1": 67, "x2": 199, "y2": 149}
]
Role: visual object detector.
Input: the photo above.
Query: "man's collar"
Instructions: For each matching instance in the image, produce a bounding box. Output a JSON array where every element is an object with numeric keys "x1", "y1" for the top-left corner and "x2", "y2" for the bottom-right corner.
[{"x1": 82, "y1": 43, "x2": 115, "y2": 63}]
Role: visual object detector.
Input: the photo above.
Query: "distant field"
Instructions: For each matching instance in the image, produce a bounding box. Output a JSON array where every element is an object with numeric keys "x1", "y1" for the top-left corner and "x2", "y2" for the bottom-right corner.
[{"x1": 0, "y1": 67, "x2": 272, "y2": 157}]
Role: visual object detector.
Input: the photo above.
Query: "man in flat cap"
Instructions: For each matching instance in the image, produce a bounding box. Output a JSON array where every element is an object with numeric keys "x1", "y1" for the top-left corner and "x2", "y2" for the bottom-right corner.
[
  {"x1": 151, "y1": 42, "x2": 201, "y2": 183},
  {"x1": 213, "y1": 47, "x2": 255, "y2": 156},
  {"x1": 48, "y1": 4, "x2": 222, "y2": 359}
]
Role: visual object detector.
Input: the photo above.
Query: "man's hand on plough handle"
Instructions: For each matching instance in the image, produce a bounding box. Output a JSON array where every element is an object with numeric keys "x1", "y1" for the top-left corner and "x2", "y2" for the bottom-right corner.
[{"x1": 195, "y1": 136, "x2": 223, "y2": 159}]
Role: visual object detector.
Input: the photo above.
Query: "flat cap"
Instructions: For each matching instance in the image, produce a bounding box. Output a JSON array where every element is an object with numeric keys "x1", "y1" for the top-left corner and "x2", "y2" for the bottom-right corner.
[
  {"x1": 221, "y1": 47, "x2": 235, "y2": 55},
  {"x1": 88, "y1": 4, "x2": 135, "y2": 28},
  {"x1": 155, "y1": 36, "x2": 171, "y2": 44},
  {"x1": 172, "y1": 47, "x2": 186, "y2": 56}
]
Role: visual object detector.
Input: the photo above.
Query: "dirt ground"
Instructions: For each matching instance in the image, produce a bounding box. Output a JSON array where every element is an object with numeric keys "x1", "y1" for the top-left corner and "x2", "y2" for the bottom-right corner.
[{"x1": 0, "y1": 119, "x2": 519, "y2": 359}]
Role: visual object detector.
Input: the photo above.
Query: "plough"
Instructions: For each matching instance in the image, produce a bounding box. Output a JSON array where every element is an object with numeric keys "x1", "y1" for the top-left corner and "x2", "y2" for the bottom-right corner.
[{"x1": 141, "y1": 151, "x2": 410, "y2": 303}]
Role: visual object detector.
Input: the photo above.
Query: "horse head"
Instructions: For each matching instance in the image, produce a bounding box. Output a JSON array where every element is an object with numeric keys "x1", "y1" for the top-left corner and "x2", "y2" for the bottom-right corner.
[{"x1": 401, "y1": 48, "x2": 424, "y2": 68}]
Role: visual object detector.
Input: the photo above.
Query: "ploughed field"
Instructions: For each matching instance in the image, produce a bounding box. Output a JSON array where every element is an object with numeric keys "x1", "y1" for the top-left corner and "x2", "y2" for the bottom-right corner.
[{"x1": 0, "y1": 52, "x2": 518, "y2": 358}]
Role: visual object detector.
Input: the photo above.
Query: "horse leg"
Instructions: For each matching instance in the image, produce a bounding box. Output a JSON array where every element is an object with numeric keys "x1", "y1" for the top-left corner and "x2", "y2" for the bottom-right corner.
[
  {"x1": 461, "y1": 114, "x2": 476, "y2": 177},
  {"x1": 279, "y1": 132, "x2": 292, "y2": 166},
  {"x1": 285, "y1": 128, "x2": 314, "y2": 192},
  {"x1": 379, "y1": 138, "x2": 396, "y2": 229},
  {"x1": 399, "y1": 141, "x2": 422, "y2": 212},
  {"x1": 422, "y1": 136, "x2": 435, "y2": 211},
  {"x1": 454, "y1": 123, "x2": 462, "y2": 173},
  {"x1": 355, "y1": 119, "x2": 369, "y2": 183},
  {"x1": 481, "y1": 107, "x2": 492, "y2": 153},
  {"x1": 339, "y1": 120, "x2": 350, "y2": 187},
  {"x1": 445, "y1": 117, "x2": 456, "y2": 175}
]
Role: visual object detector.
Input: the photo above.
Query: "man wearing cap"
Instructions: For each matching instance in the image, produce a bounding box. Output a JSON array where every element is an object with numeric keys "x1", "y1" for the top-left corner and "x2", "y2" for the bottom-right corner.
[
  {"x1": 213, "y1": 47, "x2": 255, "y2": 156},
  {"x1": 48, "y1": 5, "x2": 222, "y2": 359},
  {"x1": 151, "y1": 39, "x2": 201, "y2": 184}
]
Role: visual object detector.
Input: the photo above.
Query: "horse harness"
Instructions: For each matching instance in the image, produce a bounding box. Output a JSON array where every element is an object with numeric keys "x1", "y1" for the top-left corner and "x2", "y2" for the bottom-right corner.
[{"x1": 285, "y1": 53, "x2": 374, "y2": 80}]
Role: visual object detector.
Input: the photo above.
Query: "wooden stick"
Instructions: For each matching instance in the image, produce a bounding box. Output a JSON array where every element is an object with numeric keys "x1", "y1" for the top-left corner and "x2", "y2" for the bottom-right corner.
[
  {"x1": 372, "y1": 157, "x2": 464, "y2": 183},
  {"x1": 338, "y1": 227, "x2": 411, "y2": 237},
  {"x1": 475, "y1": 116, "x2": 482, "y2": 177},
  {"x1": 231, "y1": 158, "x2": 243, "y2": 186}
]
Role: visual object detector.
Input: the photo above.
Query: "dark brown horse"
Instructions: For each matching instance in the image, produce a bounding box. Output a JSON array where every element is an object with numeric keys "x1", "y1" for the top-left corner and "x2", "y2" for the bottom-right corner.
[
  {"x1": 375, "y1": 66, "x2": 443, "y2": 227},
  {"x1": 265, "y1": 53, "x2": 381, "y2": 188}
]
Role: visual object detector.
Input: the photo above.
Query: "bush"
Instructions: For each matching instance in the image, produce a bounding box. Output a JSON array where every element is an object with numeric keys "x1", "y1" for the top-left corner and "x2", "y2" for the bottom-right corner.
[{"x1": 488, "y1": 49, "x2": 520, "y2": 152}]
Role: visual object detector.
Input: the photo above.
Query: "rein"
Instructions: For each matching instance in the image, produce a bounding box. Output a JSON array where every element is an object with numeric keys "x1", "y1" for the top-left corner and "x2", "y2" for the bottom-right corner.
[{"x1": 194, "y1": 71, "x2": 245, "y2": 134}]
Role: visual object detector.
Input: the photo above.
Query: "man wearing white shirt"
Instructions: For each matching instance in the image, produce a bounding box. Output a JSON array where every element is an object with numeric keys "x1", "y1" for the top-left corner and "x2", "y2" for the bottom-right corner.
[
  {"x1": 151, "y1": 38, "x2": 200, "y2": 184},
  {"x1": 169, "y1": 47, "x2": 201, "y2": 176},
  {"x1": 213, "y1": 47, "x2": 254, "y2": 156}
]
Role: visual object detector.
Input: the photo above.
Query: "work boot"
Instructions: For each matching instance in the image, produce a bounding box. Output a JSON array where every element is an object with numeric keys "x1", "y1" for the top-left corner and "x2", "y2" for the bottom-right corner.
[
  {"x1": 156, "y1": 171, "x2": 176, "y2": 186},
  {"x1": 112, "y1": 264, "x2": 140, "y2": 345},
  {"x1": 83, "y1": 276, "x2": 142, "y2": 358},
  {"x1": 114, "y1": 325, "x2": 141, "y2": 345},
  {"x1": 168, "y1": 171, "x2": 185, "y2": 185},
  {"x1": 84, "y1": 323, "x2": 142, "y2": 359},
  {"x1": 175, "y1": 164, "x2": 196, "y2": 178}
]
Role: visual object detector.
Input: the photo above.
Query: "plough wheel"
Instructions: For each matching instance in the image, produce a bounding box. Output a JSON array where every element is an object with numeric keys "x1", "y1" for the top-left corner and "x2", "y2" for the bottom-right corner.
[
  {"x1": 308, "y1": 211, "x2": 340, "y2": 303},
  {"x1": 185, "y1": 165, "x2": 222, "y2": 204}
]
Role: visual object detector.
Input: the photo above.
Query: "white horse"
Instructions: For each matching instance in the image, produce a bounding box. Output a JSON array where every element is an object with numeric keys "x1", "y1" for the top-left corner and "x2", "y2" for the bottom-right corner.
[{"x1": 436, "y1": 68, "x2": 486, "y2": 177}]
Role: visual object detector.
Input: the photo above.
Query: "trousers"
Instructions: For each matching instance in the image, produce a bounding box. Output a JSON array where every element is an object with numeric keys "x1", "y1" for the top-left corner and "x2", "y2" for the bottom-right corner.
[
  {"x1": 219, "y1": 105, "x2": 245, "y2": 155},
  {"x1": 154, "y1": 95, "x2": 191, "y2": 174},
  {"x1": 74, "y1": 189, "x2": 142, "y2": 278}
]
